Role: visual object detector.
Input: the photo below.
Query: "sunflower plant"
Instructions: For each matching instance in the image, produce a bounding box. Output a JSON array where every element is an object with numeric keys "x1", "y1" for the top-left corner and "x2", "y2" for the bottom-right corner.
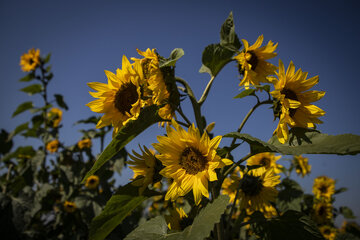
[{"x1": 2, "y1": 11, "x2": 360, "y2": 240}]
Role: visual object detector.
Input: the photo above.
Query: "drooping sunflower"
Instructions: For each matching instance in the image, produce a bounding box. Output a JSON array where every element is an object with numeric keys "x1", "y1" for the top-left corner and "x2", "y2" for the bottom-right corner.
[
  {"x1": 234, "y1": 35, "x2": 278, "y2": 89},
  {"x1": 153, "y1": 119, "x2": 232, "y2": 205},
  {"x1": 132, "y1": 48, "x2": 176, "y2": 123},
  {"x1": 85, "y1": 175, "x2": 99, "y2": 189},
  {"x1": 312, "y1": 201, "x2": 333, "y2": 224},
  {"x1": 20, "y1": 48, "x2": 41, "y2": 72},
  {"x1": 128, "y1": 145, "x2": 162, "y2": 193},
  {"x1": 63, "y1": 201, "x2": 76, "y2": 213},
  {"x1": 247, "y1": 152, "x2": 283, "y2": 174},
  {"x1": 78, "y1": 138, "x2": 92, "y2": 150},
  {"x1": 46, "y1": 139, "x2": 59, "y2": 153},
  {"x1": 293, "y1": 155, "x2": 311, "y2": 177},
  {"x1": 319, "y1": 225, "x2": 337, "y2": 240},
  {"x1": 48, "y1": 107, "x2": 63, "y2": 128},
  {"x1": 313, "y1": 176, "x2": 335, "y2": 200},
  {"x1": 238, "y1": 167, "x2": 280, "y2": 211},
  {"x1": 86, "y1": 55, "x2": 143, "y2": 135},
  {"x1": 271, "y1": 60, "x2": 326, "y2": 143}
]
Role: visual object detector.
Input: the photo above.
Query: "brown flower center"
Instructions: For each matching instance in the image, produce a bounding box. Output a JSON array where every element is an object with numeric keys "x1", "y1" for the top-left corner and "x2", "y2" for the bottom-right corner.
[
  {"x1": 114, "y1": 83, "x2": 139, "y2": 115},
  {"x1": 247, "y1": 51, "x2": 259, "y2": 70},
  {"x1": 260, "y1": 157, "x2": 270, "y2": 167},
  {"x1": 179, "y1": 147, "x2": 208, "y2": 175},
  {"x1": 319, "y1": 185, "x2": 328, "y2": 194},
  {"x1": 318, "y1": 206, "x2": 325, "y2": 216},
  {"x1": 280, "y1": 88, "x2": 299, "y2": 117},
  {"x1": 240, "y1": 174, "x2": 263, "y2": 196}
]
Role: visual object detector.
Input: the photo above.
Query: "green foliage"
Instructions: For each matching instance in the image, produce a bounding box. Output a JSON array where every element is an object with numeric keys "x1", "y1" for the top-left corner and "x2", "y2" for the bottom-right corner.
[
  {"x1": 82, "y1": 105, "x2": 162, "y2": 183},
  {"x1": 8, "y1": 122, "x2": 29, "y2": 139},
  {"x1": 277, "y1": 178, "x2": 303, "y2": 212},
  {"x1": 90, "y1": 183, "x2": 160, "y2": 240},
  {"x1": 224, "y1": 130, "x2": 360, "y2": 155},
  {"x1": 12, "y1": 101, "x2": 33, "y2": 117},
  {"x1": 125, "y1": 195, "x2": 229, "y2": 240},
  {"x1": 234, "y1": 89, "x2": 256, "y2": 99},
  {"x1": 340, "y1": 206, "x2": 356, "y2": 219},
  {"x1": 251, "y1": 210, "x2": 325, "y2": 240},
  {"x1": 54, "y1": 94, "x2": 69, "y2": 110},
  {"x1": 0, "y1": 129, "x2": 13, "y2": 155},
  {"x1": 20, "y1": 84, "x2": 43, "y2": 95},
  {"x1": 19, "y1": 72, "x2": 35, "y2": 82},
  {"x1": 159, "y1": 48, "x2": 185, "y2": 68},
  {"x1": 220, "y1": 11, "x2": 241, "y2": 52}
]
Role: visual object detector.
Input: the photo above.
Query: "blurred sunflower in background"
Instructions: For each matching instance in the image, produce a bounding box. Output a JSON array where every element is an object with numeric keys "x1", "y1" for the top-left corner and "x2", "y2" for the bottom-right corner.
[
  {"x1": 313, "y1": 176, "x2": 335, "y2": 200},
  {"x1": 20, "y1": 48, "x2": 40, "y2": 72},
  {"x1": 247, "y1": 152, "x2": 283, "y2": 174},
  {"x1": 293, "y1": 155, "x2": 311, "y2": 177}
]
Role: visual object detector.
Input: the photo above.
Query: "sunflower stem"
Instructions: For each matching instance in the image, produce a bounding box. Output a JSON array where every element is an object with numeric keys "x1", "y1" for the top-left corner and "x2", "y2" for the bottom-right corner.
[
  {"x1": 39, "y1": 63, "x2": 50, "y2": 170},
  {"x1": 176, "y1": 106, "x2": 192, "y2": 126},
  {"x1": 175, "y1": 77, "x2": 204, "y2": 134},
  {"x1": 225, "y1": 186, "x2": 241, "y2": 237},
  {"x1": 198, "y1": 76, "x2": 215, "y2": 106}
]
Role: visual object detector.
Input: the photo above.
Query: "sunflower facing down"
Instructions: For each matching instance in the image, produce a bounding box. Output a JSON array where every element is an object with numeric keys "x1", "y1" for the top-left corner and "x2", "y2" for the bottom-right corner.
[
  {"x1": 312, "y1": 201, "x2": 333, "y2": 224},
  {"x1": 128, "y1": 145, "x2": 162, "y2": 193},
  {"x1": 153, "y1": 119, "x2": 232, "y2": 205},
  {"x1": 271, "y1": 60, "x2": 326, "y2": 143},
  {"x1": 238, "y1": 167, "x2": 280, "y2": 211},
  {"x1": 47, "y1": 107, "x2": 63, "y2": 128},
  {"x1": 86, "y1": 55, "x2": 143, "y2": 135},
  {"x1": 313, "y1": 176, "x2": 335, "y2": 200},
  {"x1": 20, "y1": 48, "x2": 41, "y2": 72},
  {"x1": 293, "y1": 155, "x2": 311, "y2": 177},
  {"x1": 247, "y1": 152, "x2": 283, "y2": 174},
  {"x1": 132, "y1": 48, "x2": 176, "y2": 123},
  {"x1": 234, "y1": 35, "x2": 278, "y2": 89}
]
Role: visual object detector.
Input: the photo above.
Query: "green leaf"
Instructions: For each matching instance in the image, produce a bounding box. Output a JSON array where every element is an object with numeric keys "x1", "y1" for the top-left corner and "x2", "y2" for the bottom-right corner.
[
  {"x1": 224, "y1": 130, "x2": 360, "y2": 156},
  {"x1": 0, "y1": 129, "x2": 13, "y2": 155},
  {"x1": 74, "y1": 116, "x2": 99, "y2": 125},
  {"x1": 54, "y1": 94, "x2": 69, "y2": 110},
  {"x1": 20, "y1": 84, "x2": 43, "y2": 96},
  {"x1": 220, "y1": 11, "x2": 241, "y2": 52},
  {"x1": 43, "y1": 53, "x2": 51, "y2": 63},
  {"x1": 252, "y1": 210, "x2": 324, "y2": 240},
  {"x1": 82, "y1": 105, "x2": 162, "y2": 183},
  {"x1": 89, "y1": 183, "x2": 160, "y2": 240},
  {"x1": 335, "y1": 187, "x2": 348, "y2": 195},
  {"x1": 277, "y1": 178, "x2": 303, "y2": 212},
  {"x1": 340, "y1": 206, "x2": 356, "y2": 219},
  {"x1": 12, "y1": 101, "x2": 33, "y2": 118},
  {"x1": 159, "y1": 48, "x2": 185, "y2": 68},
  {"x1": 199, "y1": 44, "x2": 234, "y2": 77},
  {"x1": 19, "y1": 73, "x2": 35, "y2": 82},
  {"x1": 8, "y1": 122, "x2": 29, "y2": 139},
  {"x1": 234, "y1": 89, "x2": 256, "y2": 99},
  {"x1": 124, "y1": 195, "x2": 230, "y2": 240}
]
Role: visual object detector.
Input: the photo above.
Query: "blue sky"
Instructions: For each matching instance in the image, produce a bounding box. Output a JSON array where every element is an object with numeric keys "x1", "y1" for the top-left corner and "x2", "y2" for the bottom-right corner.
[{"x1": 1, "y1": 0, "x2": 359, "y2": 225}]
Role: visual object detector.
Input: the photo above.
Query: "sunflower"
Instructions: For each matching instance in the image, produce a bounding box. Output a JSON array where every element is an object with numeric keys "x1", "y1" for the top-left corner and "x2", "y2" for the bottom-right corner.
[
  {"x1": 63, "y1": 201, "x2": 76, "y2": 213},
  {"x1": 86, "y1": 55, "x2": 143, "y2": 135},
  {"x1": 128, "y1": 145, "x2": 162, "y2": 193},
  {"x1": 46, "y1": 139, "x2": 59, "y2": 153},
  {"x1": 132, "y1": 48, "x2": 176, "y2": 123},
  {"x1": 165, "y1": 207, "x2": 188, "y2": 230},
  {"x1": 313, "y1": 176, "x2": 335, "y2": 200},
  {"x1": 246, "y1": 204, "x2": 278, "y2": 219},
  {"x1": 153, "y1": 119, "x2": 232, "y2": 205},
  {"x1": 271, "y1": 60, "x2": 326, "y2": 143},
  {"x1": 78, "y1": 138, "x2": 92, "y2": 150},
  {"x1": 247, "y1": 152, "x2": 283, "y2": 174},
  {"x1": 20, "y1": 48, "x2": 41, "y2": 72},
  {"x1": 85, "y1": 175, "x2": 99, "y2": 189},
  {"x1": 238, "y1": 167, "x2": 280, "y2": 211},
  {"x1": 293, "y1": 155, "x2": 311, "y2": 177},
  {"x1": 234, "y1": 35, "x2": 278, "y2": 89},
  {"x1": 319, "y1": 225, "x2": 337, "y2": 240},
  {"x1": 221, "y1": 166, "x2": 242, "y2": 204},
  {"x1": 312, "y1": 201, "x2": 333, "y2": 224},
  {"x1": 48, "y1": 107, "x2": 63, "y2": 128}
]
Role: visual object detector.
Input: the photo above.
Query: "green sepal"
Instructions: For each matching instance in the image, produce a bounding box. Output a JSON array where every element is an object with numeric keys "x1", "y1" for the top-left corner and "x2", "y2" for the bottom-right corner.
[{"x1": 159, "y1": 48, "x2": 184, "y2": 68}]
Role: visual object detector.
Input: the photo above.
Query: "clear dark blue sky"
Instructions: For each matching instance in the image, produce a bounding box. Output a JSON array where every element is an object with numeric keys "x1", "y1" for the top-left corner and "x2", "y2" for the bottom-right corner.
[{"x1": 1, "y1": 0, "x2": 359, "y2": 225}]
